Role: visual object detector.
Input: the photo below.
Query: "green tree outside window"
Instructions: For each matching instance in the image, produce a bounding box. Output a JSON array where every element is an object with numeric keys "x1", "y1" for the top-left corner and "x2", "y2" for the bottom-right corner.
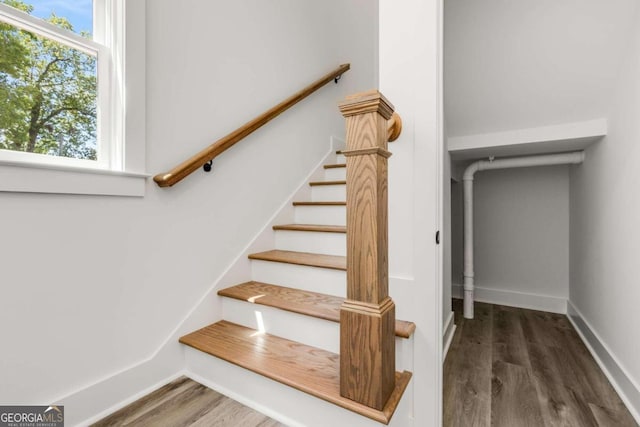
[{"x1": 0, "y1": 0, "x2": 97, "y2": 160}]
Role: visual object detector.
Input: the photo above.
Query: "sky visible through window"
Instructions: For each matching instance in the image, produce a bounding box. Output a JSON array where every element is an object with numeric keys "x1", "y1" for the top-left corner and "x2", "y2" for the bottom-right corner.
[{"x1": 28, "y1": 0, "x2": 93, "y2": 34}]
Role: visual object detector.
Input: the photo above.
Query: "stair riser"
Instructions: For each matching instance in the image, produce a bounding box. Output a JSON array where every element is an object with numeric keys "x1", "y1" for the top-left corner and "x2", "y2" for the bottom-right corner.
[
  {"x1": 311, "y1": 185, "x2": 346, "y2": 202},
  {"x1": 250, "y1": 260, "x2": 346, "y2": 297},
  {"x1": 222, "y1": 298, "x2": 340, "y2": 353},
  {"x1": 274, "y1": 230, "x2": 346, "y2": 256},
  {"x1": 336, "y1": 154, "x2": 346, "y2": 163},
  {"x1": 222, "y1": 298, "x2": 412, "y2": 370},
  {"x1": 185, "y1": 347, "x2": 413, "y2": 427},
  {"x1": 324, "y1": 168, "x2": 346, "y2": 181},
  {"x1": 294, "y1": 205, "x2": 346, "y2": 226}
]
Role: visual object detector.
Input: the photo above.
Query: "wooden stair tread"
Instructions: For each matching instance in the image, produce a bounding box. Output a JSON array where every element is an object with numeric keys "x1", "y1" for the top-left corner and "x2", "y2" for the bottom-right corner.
[
  {"x1": 292, "y1": 201, "x2": 346, "y2": 206},
  {"x1": 272, "y1": 224, "x2": 346, "y2": 233},
  {"x1": 179, "y1": 321, "x2": 412, "y2": 424},
  {"x1": 248, "y1": 250, "x2": 346, "y2": 270},
  {"x1": 219, "y1": 281, "x2": 416, "y2": 338},
  {"x1": 309, "y1": 180, "x2": 346, "y2": 186},
  {"x1": 324, "y1": 163, "x2": 346, "y2": 169}
]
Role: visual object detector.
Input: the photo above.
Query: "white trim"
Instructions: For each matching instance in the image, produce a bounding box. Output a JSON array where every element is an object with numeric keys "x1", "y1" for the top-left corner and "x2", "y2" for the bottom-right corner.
[
  {"x1": 0, "y1": 150, "x2": 107, "y2": 171},
  {"x1": 101, "y1": 0, "x2": 122, "y2": 171},
  {"x1": 452, "y1": 283, "x2": 567, "y2": 314},
  {"x1": 442, "y1": 311, "x2": 456, "y2": 360},
  {"x1": 434, "y1": 0, "x2": 445, "y2": 424},
  {"x1": 74, "y1": 370, "x2": 186, "y2": 427},
  {"x1": 0, "y1": 163, "x2": 147, "y2": 196},
  {"x1": 0, "y1": 3, "x2": 102, "y2": 55},
  {"x1": 567, "y1": 301, "x2": 640, "y2": 424},
  {"x1": 0, "y1": 158, "x2": 148, "y2": 177},
  {"x1": 185, "y1": 370, "x2": 304, "y2": 427}
]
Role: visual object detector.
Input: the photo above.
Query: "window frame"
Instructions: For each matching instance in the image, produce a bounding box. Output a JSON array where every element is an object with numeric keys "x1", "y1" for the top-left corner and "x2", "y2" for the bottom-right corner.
[{"x1": 0, "y1": 0, "x2": 147, "y2": 196}]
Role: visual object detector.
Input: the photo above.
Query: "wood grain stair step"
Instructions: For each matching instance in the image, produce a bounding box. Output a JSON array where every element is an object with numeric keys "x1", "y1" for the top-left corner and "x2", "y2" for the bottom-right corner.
[
  {"x1": 272, "y1": 224, "x2": 346, "y2": 233},
  {"x1": 324, "y1": 164, "x2": 346, "y2": 169},
  {"x1": 292, "y1": 201, "x2": 346, "y2": 206},
  {"x1": 179, "y1": 321, "x2": 412, "y2": 424},
  {"x1": 248, "y1": 250, "x2": 346, "y2": 270},
  {"x1": 309, "y1": 180, "x2": 346, "y2": 186},
  {"x1": 218, "y1": 281, "x2": 416, "y2": 339}
]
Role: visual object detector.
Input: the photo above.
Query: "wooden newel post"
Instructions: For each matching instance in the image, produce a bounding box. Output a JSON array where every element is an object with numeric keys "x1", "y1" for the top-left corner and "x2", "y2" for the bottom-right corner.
[{"x1": 338, "y1": 90, "x2": 396, "y2": 410}]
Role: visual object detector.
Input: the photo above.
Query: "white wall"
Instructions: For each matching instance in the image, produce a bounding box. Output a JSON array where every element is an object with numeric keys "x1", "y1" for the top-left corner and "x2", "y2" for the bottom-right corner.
[
  {"x1": 380, "y1": 0, "x2": 443, "y2": 425},
  {"x1": 451, "y1": 165, "x2": 570, "y2": 311},
  {"x1": 445, "y1": 0, "x2": 637, "y2": 137},
  {"x1": 569, "y1": 4, "x2": 640, "y2": 418},
  {"x1": 0, "y1": 0, "x2": 378, "y2": 415}
]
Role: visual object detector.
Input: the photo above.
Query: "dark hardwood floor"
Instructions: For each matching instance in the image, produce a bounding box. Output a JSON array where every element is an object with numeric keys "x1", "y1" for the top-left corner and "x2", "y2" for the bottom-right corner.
[
  {"x1": 444, "y1": 299, "x2": 637, "y2": 427},
  {"x1": 92, "y1": 376, "x2": 283, "y2": 427}
]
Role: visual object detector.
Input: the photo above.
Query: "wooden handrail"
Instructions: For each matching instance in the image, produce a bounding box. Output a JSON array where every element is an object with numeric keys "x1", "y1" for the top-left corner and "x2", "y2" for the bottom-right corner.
[
  {"x1": 154, "y1": 63, "x2": 351, "y2": 187},
  {"x1": 387, "y1": 112, "x2": 402, "y2": 142}
]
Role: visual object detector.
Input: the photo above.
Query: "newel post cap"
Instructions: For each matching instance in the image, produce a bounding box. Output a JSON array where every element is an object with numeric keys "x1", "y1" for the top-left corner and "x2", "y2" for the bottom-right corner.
[{"x1": 338, "y1": 90, "x2": 395, "y2": 120}]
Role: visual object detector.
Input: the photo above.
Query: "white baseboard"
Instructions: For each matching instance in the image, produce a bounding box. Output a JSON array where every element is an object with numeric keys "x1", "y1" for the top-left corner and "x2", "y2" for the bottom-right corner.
[
  {"x1": 452, "y1": 284, "x2": 566, "y2": 314},
  {"x1": 56, "y1": 332, "x2": 187, "y2": 427},
  {"x1": 72, "y1": 368, "x2": 186, "y2": 427},
  {"x1": 442, "y1": 311, "x2": 456, "y2": 360},
  {"x1": 567, "y1": 301, "x2": 640, "y2": 424}
]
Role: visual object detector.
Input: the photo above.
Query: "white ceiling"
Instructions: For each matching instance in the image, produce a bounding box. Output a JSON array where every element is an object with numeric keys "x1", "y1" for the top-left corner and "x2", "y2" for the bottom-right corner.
[
  {"x1": 448, "y1": 118, "x2": 606, "y2": 160},
  {"x1": 444, "y1": 0, "x2": 639, "y2": 138}
]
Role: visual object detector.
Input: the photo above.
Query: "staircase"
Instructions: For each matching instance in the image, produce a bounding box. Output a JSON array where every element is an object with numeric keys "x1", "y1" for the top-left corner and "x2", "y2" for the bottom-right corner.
[
  {"x1": 180, "y1": 150, "x2": 415, "y2": 425},
  {"x1": 154, "y1": 86, "x2": 412, "y2": 425}
]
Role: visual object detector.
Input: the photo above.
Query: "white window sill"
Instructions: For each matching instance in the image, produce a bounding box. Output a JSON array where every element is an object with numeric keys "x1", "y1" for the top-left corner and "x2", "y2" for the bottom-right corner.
[{"x1": 0, "y1": 160, "x2": 149, "y2": 197}]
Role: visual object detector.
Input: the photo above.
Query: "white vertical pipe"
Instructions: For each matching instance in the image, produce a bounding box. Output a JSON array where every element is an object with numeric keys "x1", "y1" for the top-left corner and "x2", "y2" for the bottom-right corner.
[
  {"x1": 461, "y1": 151, "x2": 585, "y2": 319},
  {"x1": 463, "y1": 178, "x2": 475, "y2": 319}
]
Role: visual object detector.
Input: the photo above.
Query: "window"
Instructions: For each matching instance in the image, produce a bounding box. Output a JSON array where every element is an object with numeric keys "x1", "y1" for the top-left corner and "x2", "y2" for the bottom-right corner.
[
  {"x1": 1, "y1": 0, "x2": 104, "y2": 165},
  {"x1": 0, "y1": 0, "x2": 147, "y2": 196}
]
